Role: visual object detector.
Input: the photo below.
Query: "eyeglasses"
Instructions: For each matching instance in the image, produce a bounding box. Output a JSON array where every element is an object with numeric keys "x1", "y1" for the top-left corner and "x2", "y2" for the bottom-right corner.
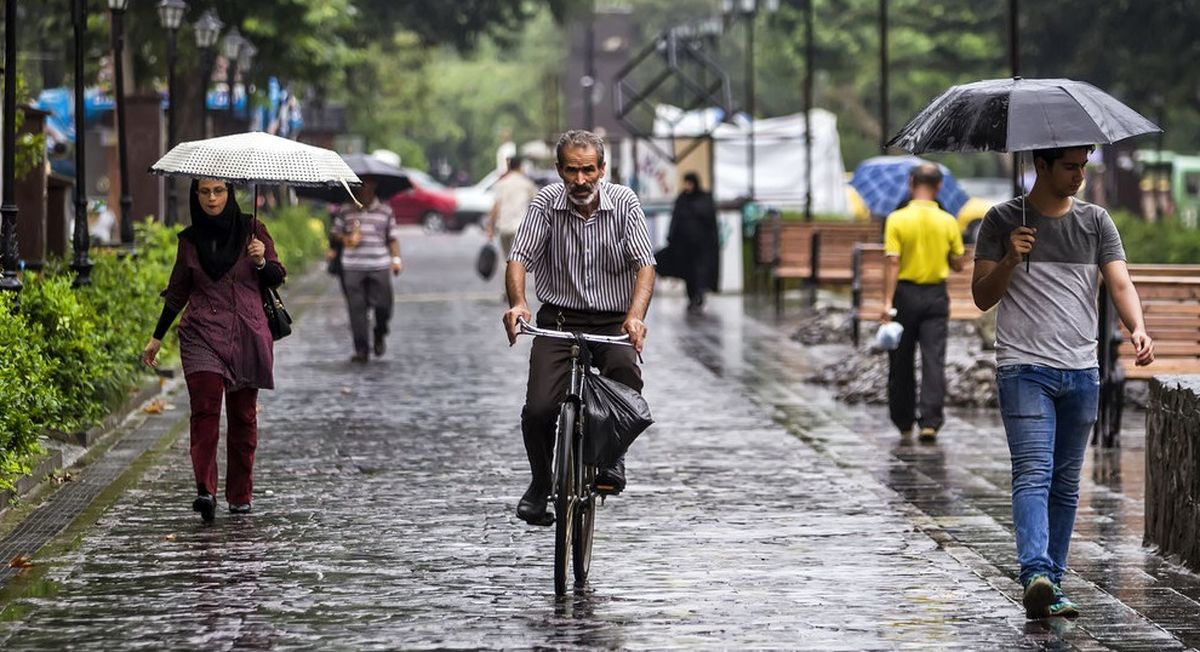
[{"x1": 196, "y1": 187, "x2": 228, "y2": 197}]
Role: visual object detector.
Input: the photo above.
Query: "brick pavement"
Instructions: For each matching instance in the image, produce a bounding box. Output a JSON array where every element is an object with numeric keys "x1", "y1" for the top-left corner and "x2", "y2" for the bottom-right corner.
[{"x1": 0, "y1": 230, "x2": 1196, "y2": 650}]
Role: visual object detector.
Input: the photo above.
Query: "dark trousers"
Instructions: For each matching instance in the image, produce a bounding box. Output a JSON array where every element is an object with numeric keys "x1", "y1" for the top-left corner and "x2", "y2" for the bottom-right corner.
[
  {"x1": 685, "y1": 260, "x2": 709, "y2": 308},
  {"x1": 185, "y1": 371, "x2": 258, "y2": 504},
  {"x1": 521, "y1": 304, "x2": 642, "y2": 491},
  {"x1": 888, "y1": 281, "x2": 949, "y2": 432},
  {"x1": 342, "y1": 268, "x2": 394, "y2": 355}
]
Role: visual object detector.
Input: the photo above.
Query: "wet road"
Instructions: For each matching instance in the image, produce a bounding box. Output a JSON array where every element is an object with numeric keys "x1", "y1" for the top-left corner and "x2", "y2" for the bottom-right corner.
[{"x1": 0, "y1": 229, "x2": 1197, "y2": 650}]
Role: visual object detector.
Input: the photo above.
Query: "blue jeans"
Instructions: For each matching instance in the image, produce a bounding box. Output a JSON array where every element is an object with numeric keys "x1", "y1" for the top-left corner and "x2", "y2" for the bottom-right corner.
[{"x1": 996, "y1": 364, "x2": 1099, "y2": 585}]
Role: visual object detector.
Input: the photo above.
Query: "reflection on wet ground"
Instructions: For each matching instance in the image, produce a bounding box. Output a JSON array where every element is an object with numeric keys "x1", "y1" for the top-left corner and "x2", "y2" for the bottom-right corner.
[{"x1": 0, "y1": 236, "x2": 1195, "y2": 650}]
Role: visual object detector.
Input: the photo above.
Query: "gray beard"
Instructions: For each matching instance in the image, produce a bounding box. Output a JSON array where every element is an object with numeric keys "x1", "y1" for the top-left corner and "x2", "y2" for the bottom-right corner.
[{"x1": 567, "y1": 189, "x2": 597, "y2": 206}]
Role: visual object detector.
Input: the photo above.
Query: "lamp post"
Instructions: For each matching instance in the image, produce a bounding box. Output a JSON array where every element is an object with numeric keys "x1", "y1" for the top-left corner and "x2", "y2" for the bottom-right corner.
[
  {"x1": 803, "y1": 0, "x2": 813, "y2": 222},
  {"x1": 71, "y1": 0, "x2": 93, "y2": 286},
  {"x1": 194, "y1": 10, "x2": 223, "y2": 139},
  {"x1": 237, "y1": 39, "x2": 257, "y2": 125},
  {"x1": 0, "y1": 0, "x2": 21, "y2": 293},
  {"x1": 722, "y1": 0, "x2": 778, "y2": 202},
  {"x1": 879, "y1": 0, "x2": 889, "y2": 153},
  {"x1": 1009, "y1": 0, "x2": 1021, "y2": 198},
  {"x1": 222, "y1": 27, "x2": 245, "y2": 125},
  {"x1": 108, "y1": 0, "x2": 134, "y2": 245},
  {"x1": 158, "y1": 0, "x2": 187, "y2": 226}
]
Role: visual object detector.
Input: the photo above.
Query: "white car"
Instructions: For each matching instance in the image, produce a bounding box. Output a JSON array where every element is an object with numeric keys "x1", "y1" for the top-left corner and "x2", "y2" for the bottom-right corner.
[{"x1": 452, "y1": 170, "x2": 502, "y2": 228}]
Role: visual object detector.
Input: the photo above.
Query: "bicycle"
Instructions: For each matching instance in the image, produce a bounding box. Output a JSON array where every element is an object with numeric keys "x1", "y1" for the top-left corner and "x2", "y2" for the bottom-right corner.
[{"x1": 516, "y1": 317, "x2": 634, "y2": 596}]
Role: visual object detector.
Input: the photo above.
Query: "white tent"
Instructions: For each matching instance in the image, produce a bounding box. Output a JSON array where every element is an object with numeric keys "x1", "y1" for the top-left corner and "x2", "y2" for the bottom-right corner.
[{"x1": 636, "y1": 104, "x2": 849, "y2": 215}]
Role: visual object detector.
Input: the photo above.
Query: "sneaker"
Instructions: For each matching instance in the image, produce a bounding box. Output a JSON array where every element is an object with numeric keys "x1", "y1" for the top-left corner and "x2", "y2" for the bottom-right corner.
[
  {"x1": 1022, "y1": 573, "x2": 1055, "y2": 619},
  {"x1": 229, "y1": 503, "x2": 252, "y2": 515},
  {"x1": 918, "y1": 427, "x2": 938, "y2": 442},
  {"x1": 192, "y1": 494, "x2": 216, "y2": 523},
  {"x1": 1048, "y1": 583, "x2": 1080, "y2": 618},
  {"x1": 595, "y1": 459, "x2": 626, "y2": 495}
]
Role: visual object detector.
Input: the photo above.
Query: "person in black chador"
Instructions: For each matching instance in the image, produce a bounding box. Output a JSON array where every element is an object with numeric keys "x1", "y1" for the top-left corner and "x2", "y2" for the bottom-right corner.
[{"x1": 666, "y1": 172, "x2": 720, "y2": 312}]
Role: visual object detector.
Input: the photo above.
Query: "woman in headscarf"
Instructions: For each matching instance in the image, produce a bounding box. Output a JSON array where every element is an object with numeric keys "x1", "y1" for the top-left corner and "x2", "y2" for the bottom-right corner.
[
  {"x1": 668, "y1": 171, "x2": 720, "y2": 312},
  {"x1": 142, "y1": 178, "x2": 286, "y2": 522}
]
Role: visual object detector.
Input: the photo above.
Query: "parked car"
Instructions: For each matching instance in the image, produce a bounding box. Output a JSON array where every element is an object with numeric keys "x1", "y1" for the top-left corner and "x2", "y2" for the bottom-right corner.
[
  {"x1": 452, "y1": 168, "x2": 563, "y2": 229},
  {"x1": 388, "y1": 168, "x2": 459, "y2": 232}
]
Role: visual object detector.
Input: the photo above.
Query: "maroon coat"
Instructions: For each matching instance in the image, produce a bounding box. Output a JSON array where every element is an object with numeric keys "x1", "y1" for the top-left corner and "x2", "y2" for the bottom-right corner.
[{"x1": 162, "y1": 219, "x2": 286, "y2": 390}]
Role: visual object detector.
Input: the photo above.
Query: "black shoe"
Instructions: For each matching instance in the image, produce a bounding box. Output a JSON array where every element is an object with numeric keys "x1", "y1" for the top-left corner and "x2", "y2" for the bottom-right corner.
[
  {"x1": 350, "y1": 352, "x2": 369, "y2": 364},
  {"x1": 229, "y1": 503, "x2": 252, "y2": 514},
  {"x1": 516, "y1": 484, "x2": 554, "y2": 526},
  {"x1": 373, "y1": 332, "x2": 386, "y2": 357},
  {"x1": 595, "y1": 459, "x2": 626, "y2": 495},
  {"x1": 193, "y1": 494, "x2": 216, "y2": 522}
]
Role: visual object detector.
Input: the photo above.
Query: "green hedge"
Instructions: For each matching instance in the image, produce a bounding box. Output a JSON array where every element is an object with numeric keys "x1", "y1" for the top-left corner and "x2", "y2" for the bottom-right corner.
[
  {"x1": 0, "y1": 204, "x2": 326, "y2": 491},
  {"x1": 1113, "y1": 211, "x2": 1200, "y2": 264}
]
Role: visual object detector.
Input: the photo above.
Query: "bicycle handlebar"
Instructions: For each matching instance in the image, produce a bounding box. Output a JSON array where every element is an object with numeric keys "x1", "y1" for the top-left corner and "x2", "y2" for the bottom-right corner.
[{"x1": 516, "y1": 318, "x2": 633, "y2": 347}]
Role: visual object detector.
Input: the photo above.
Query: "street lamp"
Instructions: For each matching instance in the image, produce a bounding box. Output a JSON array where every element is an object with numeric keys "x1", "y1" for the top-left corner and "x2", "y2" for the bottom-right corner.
[
  {"x1": 722, "y1": 0, "x2": 778, "y2": 202},
  {"x1": 71, "y1": 0, "x2": 94, "y2": 286},
  {"x1": 108, "y1": 0, "x2": 134, "y2": 245},
  {"x1": 158, "y1": 0, "x2": 187, "y2": 226},
  {"x1": 222, "y1": 27, "x2": 245, "y2": 124},
  {"x1": 194, "y1": 10, "x2": 223, "y2": 139},
  {"x1": 0, "y1": 0, "x2": 21, "y2": 293},
  {"x1": 237, "y1": 39, "x2": 257, "y2": 122}
]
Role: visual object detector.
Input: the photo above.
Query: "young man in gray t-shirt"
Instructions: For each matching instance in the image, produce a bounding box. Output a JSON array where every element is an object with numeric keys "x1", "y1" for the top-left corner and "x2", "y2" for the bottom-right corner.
[{"x1": 972, "y1": 145, "x2": 1155, "y2": 620}]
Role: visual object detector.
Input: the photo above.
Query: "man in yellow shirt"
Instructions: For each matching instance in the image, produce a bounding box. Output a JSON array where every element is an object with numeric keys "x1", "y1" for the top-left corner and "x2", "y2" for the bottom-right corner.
[{"x1": 882, "y1": 163, "x2": 969, "y2": 441}]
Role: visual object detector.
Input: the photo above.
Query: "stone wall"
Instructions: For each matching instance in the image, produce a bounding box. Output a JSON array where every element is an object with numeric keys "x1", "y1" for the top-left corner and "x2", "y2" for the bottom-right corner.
[{"x1": 1145, "y1": 375, "x2": 1200, "y2": 572}]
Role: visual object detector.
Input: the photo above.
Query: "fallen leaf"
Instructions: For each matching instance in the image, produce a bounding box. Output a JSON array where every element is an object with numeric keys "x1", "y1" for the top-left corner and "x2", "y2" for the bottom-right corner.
[
  {"x1": 164, "y1": 534, "x2": 177, "y2": 542},
  {"x1": 142, "y1": 399, "x2": 165, "y2": 414},
  {"x1": 9, "y1": 555, "x2": 33, "y2": 568}
]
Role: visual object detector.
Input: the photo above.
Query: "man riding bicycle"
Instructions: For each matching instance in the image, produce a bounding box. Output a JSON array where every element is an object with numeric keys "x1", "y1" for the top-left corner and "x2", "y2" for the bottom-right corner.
[{"x1": 502, "y1": 129, "x2": 657, "y2": 526}]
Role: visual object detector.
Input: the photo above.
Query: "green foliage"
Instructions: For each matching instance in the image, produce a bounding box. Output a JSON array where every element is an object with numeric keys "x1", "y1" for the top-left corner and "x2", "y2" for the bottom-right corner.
[
  {"x1": 0, "y1": 294, "x2": 56, "y2": 480},
  {"x1": 259, "y1": 204, "x2": 330, "y2": 276},
  {"x1": 1113, "y1": 212, "x2": 1200, "y2": 264}
]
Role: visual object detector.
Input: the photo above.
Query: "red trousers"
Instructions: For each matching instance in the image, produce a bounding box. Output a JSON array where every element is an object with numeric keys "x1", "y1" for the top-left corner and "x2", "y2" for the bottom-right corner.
[{"x1": 185, "y1": 372, "x2": 258, "y2": 504}]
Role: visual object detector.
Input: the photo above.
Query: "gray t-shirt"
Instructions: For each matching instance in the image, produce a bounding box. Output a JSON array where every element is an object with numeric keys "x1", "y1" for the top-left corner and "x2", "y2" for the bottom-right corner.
[{"x1": 975, "y1": 197, "x2": 1126, "y2": 370}]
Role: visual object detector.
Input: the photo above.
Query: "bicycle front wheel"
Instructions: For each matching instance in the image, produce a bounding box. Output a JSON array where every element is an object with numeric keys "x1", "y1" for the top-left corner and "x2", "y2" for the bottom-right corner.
[
  {"x1": 572, "y1": 464, "x2": 595, "y2": 584},
  {"x1": 553, "y1": 402, "x2": 577, "y2": 596}
]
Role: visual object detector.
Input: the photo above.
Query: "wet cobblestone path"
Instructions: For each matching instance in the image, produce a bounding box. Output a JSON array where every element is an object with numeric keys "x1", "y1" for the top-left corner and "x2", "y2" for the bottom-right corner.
[{"x1": 1, "y1": 230, "x2": 1198, "y2": 650}]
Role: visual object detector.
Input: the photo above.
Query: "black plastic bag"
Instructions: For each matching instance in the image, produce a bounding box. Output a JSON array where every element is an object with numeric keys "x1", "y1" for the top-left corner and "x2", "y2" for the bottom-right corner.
[
  {"x1": 476, "y1": 242, "x2": 498, "y2": 280},
  {"x1": 582, "y1": 371, "x2": 653, "y2": 467}
]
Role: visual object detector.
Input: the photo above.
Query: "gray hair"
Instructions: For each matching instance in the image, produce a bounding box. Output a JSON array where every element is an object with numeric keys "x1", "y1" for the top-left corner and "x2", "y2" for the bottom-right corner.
[{"x1": 555, "y1": 130, "x2": 606, "y2": 167}]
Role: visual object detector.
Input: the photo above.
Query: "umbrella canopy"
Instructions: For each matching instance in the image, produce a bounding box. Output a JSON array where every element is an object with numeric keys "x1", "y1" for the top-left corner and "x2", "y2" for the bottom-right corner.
[
  {"x1": 149, "y1": 131, "x2": 361, "y2": 188},
  {"x1": 887, "y1": 78, "x2": 1161, "y2": 154},
  {"x1": 849, "y1": 156, "x2": 970, "y2": 217},
  {"x1": 294, "y1": 153, "x2": 412, "y2": 204}
]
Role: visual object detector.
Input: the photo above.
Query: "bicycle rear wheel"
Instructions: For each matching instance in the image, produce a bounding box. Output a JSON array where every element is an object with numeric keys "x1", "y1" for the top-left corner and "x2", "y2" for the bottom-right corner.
[
  {"x1": 553, "y1": 402, "x2": 577, "y2": 596},
  {"x1": 572, "y1": 464, "x2": 595, "y2": 584}
]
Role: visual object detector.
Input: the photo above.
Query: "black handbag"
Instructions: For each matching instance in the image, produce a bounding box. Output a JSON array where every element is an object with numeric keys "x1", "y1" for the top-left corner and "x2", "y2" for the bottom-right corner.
[
  {"x1": 582, "y1": 371, "x2": 654, "y2": 467},
  {"x1": 261, "y1": 284, "x2": 292, "y2": 341},
  {"x1": 476, "y1": 241, "x2": 498, "y2": 280}
]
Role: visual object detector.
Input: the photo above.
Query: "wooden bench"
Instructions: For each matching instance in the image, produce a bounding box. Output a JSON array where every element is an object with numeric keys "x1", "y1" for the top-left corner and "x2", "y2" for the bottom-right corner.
[
  {"x1": 752, "y1": 218, "x2": 879, "y2": 314},
  {"x1": 1095, "y1": 266, "x2": 1200, "y2": 446},
  {"x1": 850, "y1": 243, "x2": 981, "y2": 345}
]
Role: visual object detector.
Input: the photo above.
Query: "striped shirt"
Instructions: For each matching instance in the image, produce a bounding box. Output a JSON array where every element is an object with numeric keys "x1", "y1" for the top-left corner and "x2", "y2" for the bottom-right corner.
[
  {"x1": 332, "y1": 200, "x2": 397, "y2": 272},
  {"x1": 509, "y1": 181, "x2": 656, "y2": 313}
]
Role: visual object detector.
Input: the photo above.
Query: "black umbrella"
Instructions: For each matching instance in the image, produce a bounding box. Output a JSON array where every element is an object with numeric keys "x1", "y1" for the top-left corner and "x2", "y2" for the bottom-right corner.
[
  {"x1": 294, "y1": 153, "x2": 411, "y2": 204},
  {"x1": 887, "y1": 77, "x2": 1161, "y2": 154}
]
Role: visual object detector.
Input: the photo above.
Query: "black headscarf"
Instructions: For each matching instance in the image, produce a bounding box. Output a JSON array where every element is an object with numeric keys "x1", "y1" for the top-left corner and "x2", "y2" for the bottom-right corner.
[{"x1": 181, "y1": 179, "x2": 251, "y2": 282}]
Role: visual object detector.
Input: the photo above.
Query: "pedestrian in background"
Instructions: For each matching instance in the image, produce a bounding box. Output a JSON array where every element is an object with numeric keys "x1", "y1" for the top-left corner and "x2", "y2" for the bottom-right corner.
[
  {"x1": 486, "y1": 155, "x2": 539, "y2": 259},
  {"x1": 142, "y1": 178, "x2": 286, "y2": 522},
  {"x1": 881, "y1": 163, "x2": 968, "y2": 441},
  {"x1": 667, "y1": 171, "x2": 719, "y2": 313},
  {"x1": 972, "y1": 145, "x2": 1154, "y2": 619},
  {"x1": 331, "y1": 178, "x2": 403, "y2": 363}
]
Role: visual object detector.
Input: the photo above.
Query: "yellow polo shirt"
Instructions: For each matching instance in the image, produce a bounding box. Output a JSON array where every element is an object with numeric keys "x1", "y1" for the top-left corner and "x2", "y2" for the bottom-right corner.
[{"x1": 883, "y1": 199, "x2": 965, "y2": 284}]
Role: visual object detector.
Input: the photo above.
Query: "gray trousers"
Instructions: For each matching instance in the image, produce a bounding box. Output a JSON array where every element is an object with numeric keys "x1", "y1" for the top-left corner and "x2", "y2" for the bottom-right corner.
[
  {"x1": 341, "y1": 268, "x2": 394, "y2": 355},
  {"x1": 888, "y1": 281, "x2": 949, "y2": 432}
]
